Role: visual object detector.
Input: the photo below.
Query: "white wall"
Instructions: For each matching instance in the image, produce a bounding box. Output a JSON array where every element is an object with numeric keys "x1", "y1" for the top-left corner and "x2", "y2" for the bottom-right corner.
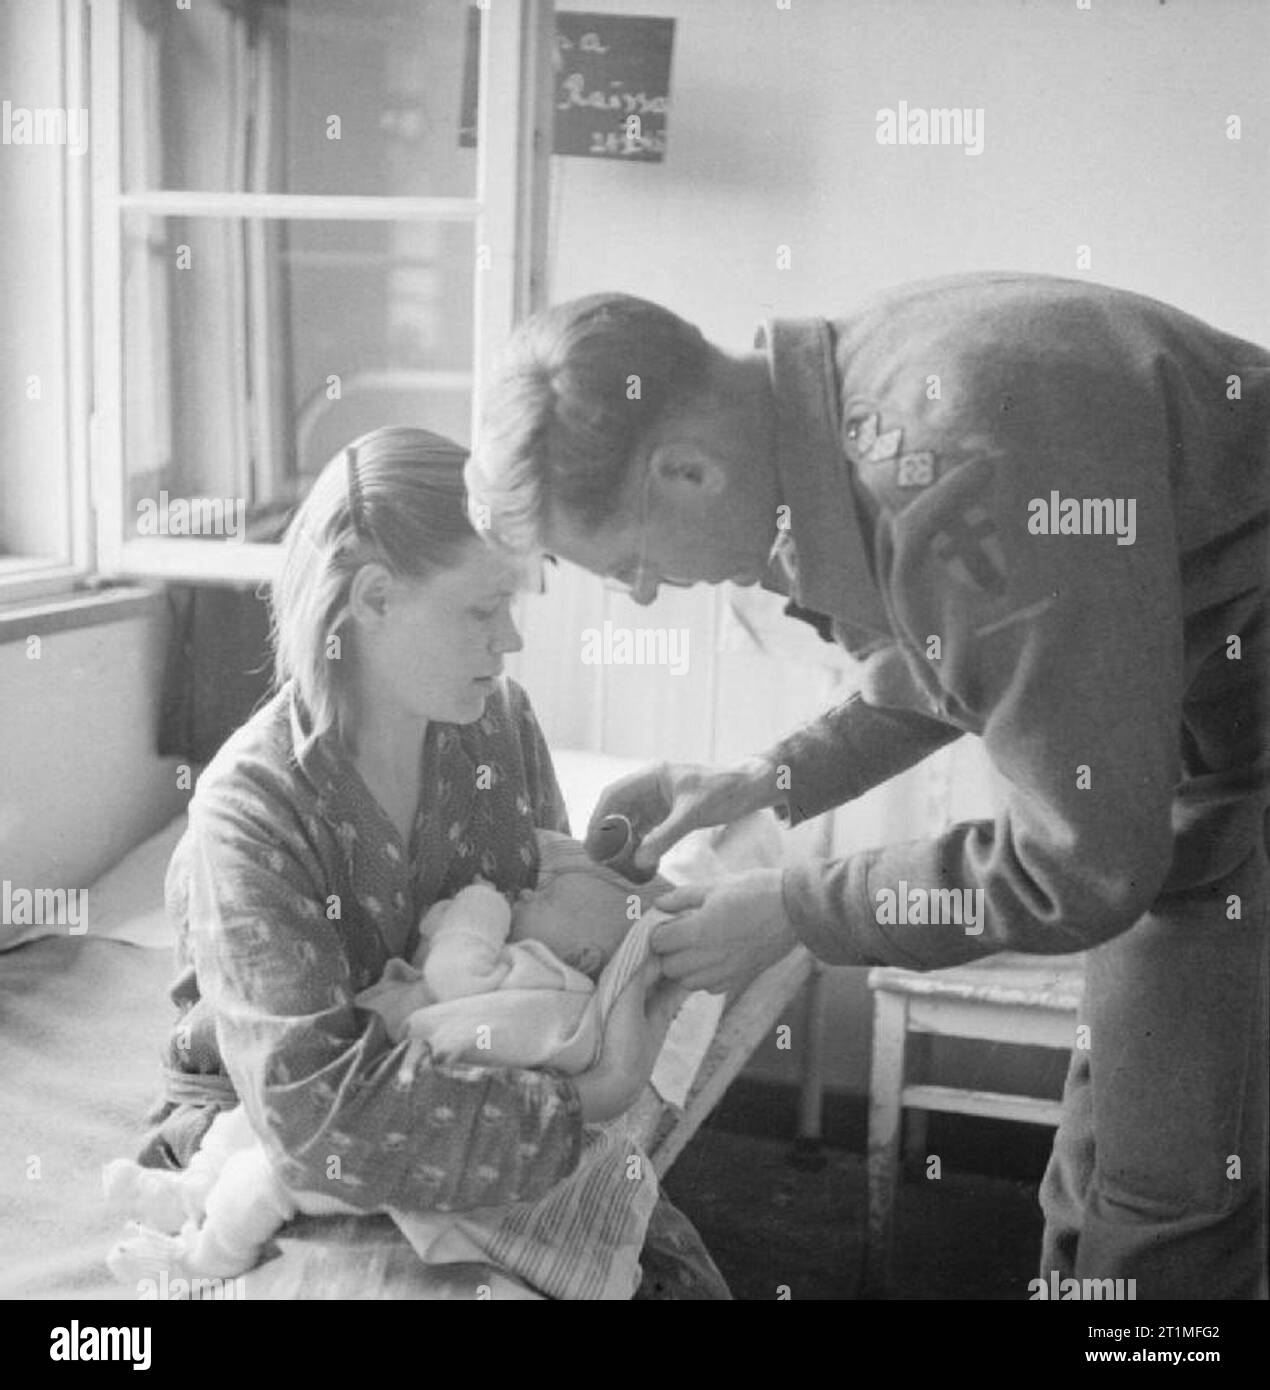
[
  {"x1": 508, "y1": 0, "x2": 1270, "y2": 1095},
  {"x1": 0, "y1": 601, "x2": 188, "y2": 894},
  {"x1": 545, "y1": 0, "x2": 1269, "y2": 339}
]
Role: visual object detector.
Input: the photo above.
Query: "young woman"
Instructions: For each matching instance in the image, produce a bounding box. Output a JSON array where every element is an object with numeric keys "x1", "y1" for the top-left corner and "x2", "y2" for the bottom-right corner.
[{"x1": 138, "y1": 426, "x2": 729, "y2": 1299}]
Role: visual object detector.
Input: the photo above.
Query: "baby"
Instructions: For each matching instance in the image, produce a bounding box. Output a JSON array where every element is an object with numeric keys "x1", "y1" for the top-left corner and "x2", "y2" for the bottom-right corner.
[{"x1": 104, "y1": 831, "x2": 674, "y2": 1300}]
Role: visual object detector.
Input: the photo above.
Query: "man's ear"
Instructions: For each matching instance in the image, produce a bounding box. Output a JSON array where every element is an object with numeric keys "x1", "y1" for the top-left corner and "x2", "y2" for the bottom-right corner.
[
  {"x1": 647, "y1": 442, "x2": 728, "y2": 498},
  {"x1": 347, "y1": 562, "x2": 394, "y2": 626}
]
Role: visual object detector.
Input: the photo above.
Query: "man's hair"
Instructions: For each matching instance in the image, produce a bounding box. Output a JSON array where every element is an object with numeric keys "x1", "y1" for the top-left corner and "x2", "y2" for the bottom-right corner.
[
  {"x1": 465, "y1": 293, "x2": 712, "y2": 552},
  {"x1": 271, "y1": 426, "x2": 474, "y2": 737}
]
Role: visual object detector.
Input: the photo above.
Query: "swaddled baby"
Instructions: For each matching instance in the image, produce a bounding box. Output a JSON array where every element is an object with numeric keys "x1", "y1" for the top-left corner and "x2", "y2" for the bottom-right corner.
[
  {"x1": 104, "y1": 831, "x2": 674, "y2": 1300},
  {"x1": 363, "y1": 829, "x2": 666, "y2": 1076}
]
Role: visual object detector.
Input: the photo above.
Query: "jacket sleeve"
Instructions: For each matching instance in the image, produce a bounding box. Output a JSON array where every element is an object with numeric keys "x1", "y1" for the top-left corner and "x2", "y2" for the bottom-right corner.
[
  {"x1": 763, "y1": 691, "x2": 963, "y2": 826},
  {"x1": 782, "y1": 396, "x2": 1183, "y2": 968},
  {"x1": 186, "y1": 787, "x2": 584, "y2": 1215}
]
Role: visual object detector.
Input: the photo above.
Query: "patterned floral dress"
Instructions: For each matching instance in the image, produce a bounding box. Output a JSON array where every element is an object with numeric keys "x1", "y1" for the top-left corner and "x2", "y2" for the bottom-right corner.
[{"x1": 139, "y1": 677, "x2": 728, "y2": 1299}]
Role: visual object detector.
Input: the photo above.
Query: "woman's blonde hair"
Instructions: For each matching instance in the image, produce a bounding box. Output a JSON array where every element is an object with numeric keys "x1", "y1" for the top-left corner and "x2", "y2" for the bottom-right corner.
[{"x1": 270, "y1": 426, "x2": 475, "y2": 736}]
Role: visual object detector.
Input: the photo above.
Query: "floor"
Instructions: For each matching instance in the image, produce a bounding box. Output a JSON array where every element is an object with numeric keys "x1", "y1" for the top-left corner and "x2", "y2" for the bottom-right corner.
[{"x1": 664, "y1": 1122, "x2": 1046, "y2": 1301}]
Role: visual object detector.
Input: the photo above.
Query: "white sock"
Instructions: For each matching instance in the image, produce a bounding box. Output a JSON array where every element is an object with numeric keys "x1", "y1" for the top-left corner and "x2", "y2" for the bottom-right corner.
[
  {"x1": 107, "y1": 1216, "x2": 258, "y2": 1289},
  {"x1": 106, "y1": 1224, "x2": 190, "y2": 1293},
  {"x1": 102, "y1": 1160, "x2": 189, "y2": 1233}
]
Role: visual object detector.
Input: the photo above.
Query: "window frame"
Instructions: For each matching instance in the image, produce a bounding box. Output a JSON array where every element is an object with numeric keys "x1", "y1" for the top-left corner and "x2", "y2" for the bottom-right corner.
[
  {"x1": 86, "y1": 0, "x2": 554, "y2": 587},
  {"x1": 0, "y1": 0, "x2": 94, "y2": 606}
]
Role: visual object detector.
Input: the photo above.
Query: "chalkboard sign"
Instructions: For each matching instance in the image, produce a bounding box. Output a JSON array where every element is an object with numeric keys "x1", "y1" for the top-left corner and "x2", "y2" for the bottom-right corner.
[
  {"x1": 460, "y1": 10, "x2": 675, "y2": 162},
  {"x1": 554, "y1": 13, "x2": 674, "y2": 161}
]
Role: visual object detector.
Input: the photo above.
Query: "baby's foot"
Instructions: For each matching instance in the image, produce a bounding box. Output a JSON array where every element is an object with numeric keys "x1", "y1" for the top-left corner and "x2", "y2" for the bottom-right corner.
[
  {"x1": 106, "y1": 1223, "x2": 191, "y2": 1294},
  {"x1": 102, "y1": 1159, "x2": 189, "y2": 1233}
]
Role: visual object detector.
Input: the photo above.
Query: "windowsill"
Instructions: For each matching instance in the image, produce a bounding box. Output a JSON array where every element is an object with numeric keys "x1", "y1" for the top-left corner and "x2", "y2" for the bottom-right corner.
[{"x1": 0, "y1": 581, "x2": 162, "y2": 645}]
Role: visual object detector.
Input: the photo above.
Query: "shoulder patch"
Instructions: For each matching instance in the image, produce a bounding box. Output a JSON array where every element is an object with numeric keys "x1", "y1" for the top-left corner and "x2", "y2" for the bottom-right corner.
[
  {"x1": 844, "y1": 404, "x2": 947, "y2": 514},
  {"x1": 844, "y1": 408, "x2": 901, "y2": 467}
]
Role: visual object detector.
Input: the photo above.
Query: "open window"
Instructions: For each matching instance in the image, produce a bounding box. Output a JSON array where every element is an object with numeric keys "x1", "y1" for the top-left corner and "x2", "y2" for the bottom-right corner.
[
  {"x1": 0, "y1": 2, "x2": 94, "y2": 603},
  {"x1": 89, "y1": 0, "x2": 553, "y2": 584}
]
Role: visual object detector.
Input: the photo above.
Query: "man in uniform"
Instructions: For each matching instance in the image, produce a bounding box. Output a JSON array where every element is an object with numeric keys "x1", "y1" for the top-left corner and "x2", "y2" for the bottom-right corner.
[{"x1": 465, "y1": 274, "x2": 1269, "y2": 1298}]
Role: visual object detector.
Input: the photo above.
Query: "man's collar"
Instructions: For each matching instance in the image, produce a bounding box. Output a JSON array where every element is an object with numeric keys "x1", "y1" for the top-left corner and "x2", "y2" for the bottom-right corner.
[{"x1": 754, "y1": 318, "x2": 891, "y2": 637}]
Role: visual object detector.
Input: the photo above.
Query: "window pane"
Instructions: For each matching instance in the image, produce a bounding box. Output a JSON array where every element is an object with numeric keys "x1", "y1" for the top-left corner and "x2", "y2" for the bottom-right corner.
[
  {"x1": 121, "y1": 0, "x2": 478, "y2": 199},
  {"x1": 121, "y1": 212, "x2": 474, "y2": 541},
  {"x1": 0, "y1": 0, "x2": 72, "y2": 570}
]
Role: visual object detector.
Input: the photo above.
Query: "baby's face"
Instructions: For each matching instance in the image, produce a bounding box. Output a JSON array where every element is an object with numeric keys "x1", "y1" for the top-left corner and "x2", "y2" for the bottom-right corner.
[{"x1": 509, "y1": 869, "x2": 638, "y2": 979}]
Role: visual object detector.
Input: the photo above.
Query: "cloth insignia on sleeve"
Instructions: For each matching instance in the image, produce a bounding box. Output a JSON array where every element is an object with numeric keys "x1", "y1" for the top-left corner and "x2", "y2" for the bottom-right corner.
[
  {"x1": 895, "y1": 451, "x2": 936, "y2": 488},
  {"x1": 846, "y1": 407, "x2": 948, "y2": 516},
  {"x1": 931, "y1": 504, "x2": 1008, "y2": 596},
  {"x1": 844, "y1": 410, "x2": 903, "y2": 467}
]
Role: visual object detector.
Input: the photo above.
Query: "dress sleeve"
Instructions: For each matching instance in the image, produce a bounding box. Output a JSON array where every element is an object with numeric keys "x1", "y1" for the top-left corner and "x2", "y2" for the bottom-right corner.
[
  {"x1": 508, "y1": 679, "x2": 571, "y2": 835},
  {"x1": 185, "y1": 782, "x2": 584, "y2": 1214}
]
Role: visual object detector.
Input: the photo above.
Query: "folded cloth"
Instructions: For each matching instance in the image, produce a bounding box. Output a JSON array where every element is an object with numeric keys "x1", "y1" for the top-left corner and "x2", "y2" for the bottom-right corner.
[
  {"x1": 649, "y1": 989, "x2": 728, "y2": 1108},
  {"x1": 390, "y1": 1111, "x2": 659, "y2": 1301}
]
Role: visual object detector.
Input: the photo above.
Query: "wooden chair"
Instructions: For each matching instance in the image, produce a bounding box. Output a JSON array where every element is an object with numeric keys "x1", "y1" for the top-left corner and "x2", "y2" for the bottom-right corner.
[
  {"x1": 864, "y1": 952, "x2": 1085, "y2": 1293},
  {"x1": 631, "y1": 947, "x2": 817, "y2": 1174}
]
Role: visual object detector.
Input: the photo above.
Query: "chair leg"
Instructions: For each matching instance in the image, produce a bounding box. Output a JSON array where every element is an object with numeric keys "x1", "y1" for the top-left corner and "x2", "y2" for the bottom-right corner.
[
  {"x1": 864, "y1": 989, "x2": 908, "y2": 1297},
  {"x1": 902, "y1": 1034, "x2": 930, "y2": 1180},
  {"x1": 789, "y1": 964, "x2": 828, "y2": 1169}
]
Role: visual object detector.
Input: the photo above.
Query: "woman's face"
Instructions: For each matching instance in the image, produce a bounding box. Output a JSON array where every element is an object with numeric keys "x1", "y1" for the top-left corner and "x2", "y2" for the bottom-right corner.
[{"x1": 359, "y1": 540, "x2": 526, "y2": 725}]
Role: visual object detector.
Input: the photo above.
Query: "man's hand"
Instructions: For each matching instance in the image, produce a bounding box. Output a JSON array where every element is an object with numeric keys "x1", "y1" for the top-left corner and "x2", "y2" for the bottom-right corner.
[
  {"x1": 587, "y1": 757, "x2": 783, "y2": 871},
  {"x1": 572, "y1": 961, "x2": 687, "y2": 1123},
  {"x1": 649, "y1": 868, "x2": 800, "y2": 996}
]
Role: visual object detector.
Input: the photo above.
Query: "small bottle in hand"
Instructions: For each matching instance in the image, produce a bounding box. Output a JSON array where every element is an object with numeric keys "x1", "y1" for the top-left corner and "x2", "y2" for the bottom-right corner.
[{"x1": 584, "y1": 813, "x2": 658, "y2": 884}]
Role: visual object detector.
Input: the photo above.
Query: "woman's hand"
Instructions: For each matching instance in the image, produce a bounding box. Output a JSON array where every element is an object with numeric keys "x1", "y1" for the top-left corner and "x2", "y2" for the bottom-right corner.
[
  {"x1": 587, "y1": 756, "x2": 784, "y2": 872},
  {"x1": 650, "y1": 868, "x2": 799, "y2": 996},
  {"x1": 572, "y1": 962, "x2": 687, "y2": 1123}
]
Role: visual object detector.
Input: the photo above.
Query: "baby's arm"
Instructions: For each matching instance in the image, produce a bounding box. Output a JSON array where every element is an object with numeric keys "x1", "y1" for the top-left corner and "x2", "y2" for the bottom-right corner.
[{"x1": 421, "y1": 883, "x2": 515, "y2": 1000}]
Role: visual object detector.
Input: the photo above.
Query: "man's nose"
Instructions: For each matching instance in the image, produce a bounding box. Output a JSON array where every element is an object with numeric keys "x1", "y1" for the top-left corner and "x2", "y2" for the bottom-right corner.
[{"x1": 630, "y1": 576, "x2": 659, "y2": 606}]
